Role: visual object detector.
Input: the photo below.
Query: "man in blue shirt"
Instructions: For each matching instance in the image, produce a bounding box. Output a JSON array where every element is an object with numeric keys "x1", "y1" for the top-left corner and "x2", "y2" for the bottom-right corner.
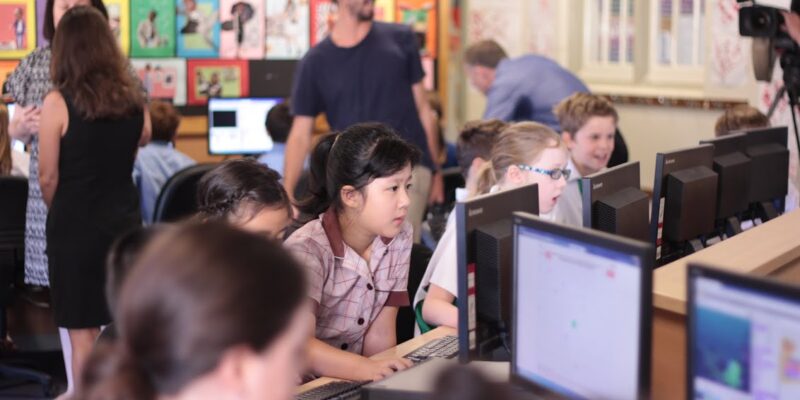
[
  {"x1": 258, "y1": 101, "x2": 292, "y2": 177},
  {"x1": 133, "y1": 101, "x2": 196, "y2": 224},
  {"x1": 284, "y1": 0, "x2": 441, "y2": 242},
  {"x1": 463, "y1": 40, "x2": 628, "y2": 165}
]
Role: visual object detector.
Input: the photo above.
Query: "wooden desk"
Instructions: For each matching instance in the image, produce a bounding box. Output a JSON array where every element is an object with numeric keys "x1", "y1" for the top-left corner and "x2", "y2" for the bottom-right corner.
[
  {"x1": 651, "y1": 210, "x2": 800, "y2": 399},
  {"x1": 298, "y1": 327, "x2": 457, "y2": 393}
]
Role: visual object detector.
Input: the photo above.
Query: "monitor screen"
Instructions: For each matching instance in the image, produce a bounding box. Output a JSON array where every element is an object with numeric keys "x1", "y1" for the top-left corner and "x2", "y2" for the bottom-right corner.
[
  {"x1": 689, "y1": 265, "x2": 800, "y2": 400},
  {"x1": 6, "y1": 103, "x2": 25, "y2": 152},
  {"x1": 207, "y1": 98, "x2": 279, "y2": 155},
  {"x1": 512, "y1": 215, "x2": 650, "y2": 399}
]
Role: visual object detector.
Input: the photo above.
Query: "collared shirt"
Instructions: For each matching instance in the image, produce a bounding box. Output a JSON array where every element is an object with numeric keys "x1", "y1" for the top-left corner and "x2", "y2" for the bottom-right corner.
[
  {"x1": 484, "y1": 55, "x2": 589, "y2": 131},
  {"x1": 132, "y1": 141, "x2": 196, "y2": 224},
  {"x1": 285, "y1": 208, "x2": 412, "y2": 355},
  {"x1": 553, "y1": 157, "x2": 586, "y2": 228}
]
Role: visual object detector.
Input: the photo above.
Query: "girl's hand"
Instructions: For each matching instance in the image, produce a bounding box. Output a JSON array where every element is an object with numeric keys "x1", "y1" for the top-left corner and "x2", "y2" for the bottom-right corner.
[{"x1": 354, "y1": 357, "x2": 414, "y2": 381}]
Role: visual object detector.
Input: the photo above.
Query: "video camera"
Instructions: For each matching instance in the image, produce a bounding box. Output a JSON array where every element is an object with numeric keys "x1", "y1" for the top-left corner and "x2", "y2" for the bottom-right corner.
[{"x1": 739, "y1": 1, "x2": 800, "y2": 89}]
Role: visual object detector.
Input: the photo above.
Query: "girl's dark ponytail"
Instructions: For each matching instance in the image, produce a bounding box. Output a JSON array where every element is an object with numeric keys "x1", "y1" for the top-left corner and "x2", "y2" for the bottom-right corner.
[
  {"x1": 298, "y1": 133, "x2": 338, "y2": 217},
  {"x1": 77, "y1": 341, "x2": 155, "y2": 400}
]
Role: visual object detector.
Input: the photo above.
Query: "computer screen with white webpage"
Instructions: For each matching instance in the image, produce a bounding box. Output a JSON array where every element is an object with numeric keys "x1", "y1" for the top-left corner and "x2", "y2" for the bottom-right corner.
[
  {"x1": 6, "y1": 103, "x2": 25, "y2": 152},
  {"x1": 689, "y1": 265, "x2": 800, "y2": 400},
  {"x1": 512, "y1": 215, "x2": 649, "y2": 400},
  {"x1": 208, "y1": 98, "x2": 278, "y2": 155}
]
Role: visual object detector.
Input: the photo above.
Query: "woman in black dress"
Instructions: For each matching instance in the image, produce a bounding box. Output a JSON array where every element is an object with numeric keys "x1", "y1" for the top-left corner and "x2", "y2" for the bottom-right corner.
[{"x1": 38, "y1": 6, "x2": 151, "y2": 386}]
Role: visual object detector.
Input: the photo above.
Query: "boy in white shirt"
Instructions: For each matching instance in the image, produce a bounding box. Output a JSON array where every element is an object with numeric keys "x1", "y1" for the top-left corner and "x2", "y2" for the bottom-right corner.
[{"x1": 553, "y1": 93, "x2": 618, "y2": 227}]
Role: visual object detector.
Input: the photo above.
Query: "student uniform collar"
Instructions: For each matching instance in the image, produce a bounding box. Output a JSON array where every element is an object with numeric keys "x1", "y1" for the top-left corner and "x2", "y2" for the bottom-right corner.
[{"x1": 321, "y1": 208, "x2": 393, "y2": 259}]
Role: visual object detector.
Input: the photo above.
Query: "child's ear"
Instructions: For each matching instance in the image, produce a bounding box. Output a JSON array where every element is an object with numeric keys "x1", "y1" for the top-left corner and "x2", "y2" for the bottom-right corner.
[
  {"x1": 562, "y1": 131, "x2": 575, "y2": 149},
  {"x1": 339, "y1": 185, "x2": 363, "y2": 209},
  {"x1": 504, "y1": 164, "x2": 527, "y2": 187}
]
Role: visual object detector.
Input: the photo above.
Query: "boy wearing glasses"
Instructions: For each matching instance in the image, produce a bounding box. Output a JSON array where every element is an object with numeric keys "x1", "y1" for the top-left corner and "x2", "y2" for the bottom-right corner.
[{"x1": 552, "y1": 93, "x2": 618, "y2": 227}]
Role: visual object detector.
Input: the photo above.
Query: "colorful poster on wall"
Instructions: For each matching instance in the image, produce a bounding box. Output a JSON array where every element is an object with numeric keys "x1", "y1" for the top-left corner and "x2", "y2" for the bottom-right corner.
[
  {"x1": 177, "y1": 0, "x2": 221, "y2": 58},
  {"x1": 0, "y1": 0, "x2": 36, "y2": 59},
  {"x1": 36, "y1": 0, "x2": 45, "y2": 47},
  {"x1": 105, "y1": 0, "x2": 130, "y2": 55},
  {"x1": 131, "y1": 0, "x2": 176, "y2": 57},
  {"x1": 310, "y1": 0, "x2": 336, "y2": 46},
  {"x1": 219, "y1": 0, "x2": 264, "y2": 59},
  {"x1": 0, "y1": 60, "x2": 19, "y2": 92},
  {"x1": 374, "y1": 0, "x2": 395, "y2": 22},
  {"x1": 186, "y1": 59, "x2": 248, "y2": 105},
  {"x1": 265, "y1": 0, "x2": 310, "y2": 59},
  {"x1": 131, "y1": 58, "x2": 187, "y2": 105},
  {"x1": 396, "y1": 0, "x2": 436, "y2": 57}
]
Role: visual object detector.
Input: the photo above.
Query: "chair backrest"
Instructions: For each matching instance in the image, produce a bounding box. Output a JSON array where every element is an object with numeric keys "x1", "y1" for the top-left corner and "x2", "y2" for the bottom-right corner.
[
  {"x1": 396, "y1": 243, "x2": 433, "y2": 343},
  {"x1": 152, "y1": 163, "x2": 217, "y2": 223},
  {"x1": 0, "y1": 176, "x2": 27, "y2": 305},
  {"x1": 0, "y1": 176, "x2": 27, "y2": 245}
]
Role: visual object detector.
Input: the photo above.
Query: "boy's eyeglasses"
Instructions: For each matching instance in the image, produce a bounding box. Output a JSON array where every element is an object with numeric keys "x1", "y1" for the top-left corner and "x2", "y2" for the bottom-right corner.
[{"x1": 516, "y1": 164, "x2": 571, "y2": 180}]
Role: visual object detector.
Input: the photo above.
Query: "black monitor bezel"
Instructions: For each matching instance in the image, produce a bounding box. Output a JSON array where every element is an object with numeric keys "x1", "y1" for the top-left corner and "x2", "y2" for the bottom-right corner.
[
  {"x1": 456, "y1": 183, "x2": 539, "y2": 363},
  {"x1": 510, "y1": 212, "x2": 654, "y2": 400},
  {"x1": 700, "y1": 132, "x2": 748, "y2": 157},
  {"x1": 206, "y1": 97, "x2": 284, "y2": 156},
  {"x1": 686, "y1": 263, "x2": 800, "y2": 399}
]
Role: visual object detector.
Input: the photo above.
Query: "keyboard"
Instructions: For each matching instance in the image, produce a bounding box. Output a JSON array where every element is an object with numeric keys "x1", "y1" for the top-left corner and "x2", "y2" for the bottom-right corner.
[
  {"x1": 403, "y1": 335, "x2": 459, "y2": 364},
  {"x1": 296, "y1": 380, "x2": 370, "y2": 400}
]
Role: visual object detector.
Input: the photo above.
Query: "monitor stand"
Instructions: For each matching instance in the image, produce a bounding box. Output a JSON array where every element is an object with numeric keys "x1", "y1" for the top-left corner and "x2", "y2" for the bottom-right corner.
[{"x1": 685, "y1": 238, "x2": 705, "y2": 254}]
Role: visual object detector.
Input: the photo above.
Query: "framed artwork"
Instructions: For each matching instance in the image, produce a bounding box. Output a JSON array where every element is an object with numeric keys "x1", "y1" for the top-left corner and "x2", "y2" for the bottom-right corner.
[
  {"x1": 219, "y1": 0, "x2": 264, "y2": 59},
  {"x1": 104, "y1": 0, "x2": 130, "y2": 55},
  {"x1": 186, "y1": 59, "x2": 248, "y2": 105},
  {"x1": 374, "y1": 0, "x2": 395, "y2": 22},
  {"x1": 310, "y1": 0, "x2": 336, "y2": 46},
  {"x1": 0, "y1": 0, "x2": 36, "y2": 59},
  {"x1": 131, "y1": 0, "x2": 176, "y2": 57},
  {"x1": 36, "y1": 0, "x2": 45, "y2": 47},
  {"x1": 177, "y1": 0, "x2": 221, "y2": 58},
  {"x1": 131, "y1": 58, "x2": 187, "y2": 105},
  {"x1": 1, "y1": 60, "x2": 19, "y2": 92},
  {"x1": 265, "y1": 0, "x2": 310, "y2": 59},
  {"x1": 396, "y1": 0, "x2": 436, "y2": 57}
]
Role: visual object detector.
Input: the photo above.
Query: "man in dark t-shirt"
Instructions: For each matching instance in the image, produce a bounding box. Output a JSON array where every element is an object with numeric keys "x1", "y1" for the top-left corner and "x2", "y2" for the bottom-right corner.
[{"x1": 284, "y1": 0, "x2": 441, "y2": 242}]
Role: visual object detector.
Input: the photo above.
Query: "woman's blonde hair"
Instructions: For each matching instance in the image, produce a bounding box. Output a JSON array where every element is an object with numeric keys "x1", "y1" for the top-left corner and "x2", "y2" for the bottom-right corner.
[
  {"x1": 474, "y1": 121, "x2": 564, "y2": 196},
  {"x1": 0, "y1": 104, "x2": 11, "y2": 176}
]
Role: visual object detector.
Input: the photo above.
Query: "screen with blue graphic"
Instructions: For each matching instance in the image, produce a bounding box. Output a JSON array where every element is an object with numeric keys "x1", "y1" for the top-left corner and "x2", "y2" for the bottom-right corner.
[{"x1": 691, "y1": 275, "x2": 800, "y2": 399}]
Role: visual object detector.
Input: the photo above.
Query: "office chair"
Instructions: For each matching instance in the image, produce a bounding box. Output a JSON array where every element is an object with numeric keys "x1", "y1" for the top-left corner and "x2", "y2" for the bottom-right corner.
[
  {"x1": 152, "y1": 163, "x2": 217, "y2": 223},
  {"x1": 609, "y1": 128, "x2": 629, "y2": 168},
  {"x1": 396, "y1": 243, "x2": 433, "y2": 344},
  {"x1": 0, "y1": 176, "x2": 54, "y2": 397}
]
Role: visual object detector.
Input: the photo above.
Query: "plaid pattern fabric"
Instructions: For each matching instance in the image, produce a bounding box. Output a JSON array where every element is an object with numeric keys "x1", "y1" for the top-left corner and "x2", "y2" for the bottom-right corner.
[{"x1": 286, "y1": 208, "x2": 411, "y2": 355}]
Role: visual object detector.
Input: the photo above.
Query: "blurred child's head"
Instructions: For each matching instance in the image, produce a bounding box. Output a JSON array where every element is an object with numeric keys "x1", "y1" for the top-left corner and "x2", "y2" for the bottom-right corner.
[
  {"x1": 149, "y1": 100, "x2": 181, "y2": 143},
  {"x1": 476, "y1": 122, "x2": 568, "y2": 214},
  {"x1": 197, "y1": 159, "x2": 292, "y2": 240},
  {"x1": 457, "y1": 119, "x2": 507, "y2": 196},
  {"x1": 82, "y1": 222, "x2": 308, "y2": 400},
  {"x1": 265, "y1": 101, "x2": 292, "y2": 144},
  {"x1": 715, "y1": 104, "x2": 769, "y2": 137},
  {"x1": 300, "y1": 123, "x2": 421, "y2": 239},
  {"x1": 554, "y1": 93, "x2": 618, "y2": 177}
]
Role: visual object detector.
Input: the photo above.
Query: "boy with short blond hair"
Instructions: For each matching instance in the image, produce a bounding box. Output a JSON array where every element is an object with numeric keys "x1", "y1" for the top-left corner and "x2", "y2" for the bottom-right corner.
[{"x1": 553, "y1": 93, "x2": 619, "y2": 227}]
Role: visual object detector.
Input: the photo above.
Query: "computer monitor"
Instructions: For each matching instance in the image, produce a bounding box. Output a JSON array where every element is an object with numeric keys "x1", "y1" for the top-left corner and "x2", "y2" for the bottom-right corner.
[
  {"x1": 687, "y1": 263, "x2": 800, "y2": 400},
  {"x1": 456, "y1": 183, "x2": 538, "y2": 363},
  {"x1": 700, "y1": 133, "x2": 752, "y2": 237},
  {"x1": 742, "y1": 126, "x2": 789, "y2": 221},
  {"x1": 650, "y1": 144, "x2": 718, "y2": 265},
  {"x1": 510, "y1": 212, "x2": 653, "y2": 400},
  {"x1": 582, "y1": 161, "x2": 649, "y2": 242},
  {"x1": 207, "y1": 98, "x2": 279, "y2": 155},
  {"x1": 5, "y1": 102, "x2": 24, "y2": 153}
]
